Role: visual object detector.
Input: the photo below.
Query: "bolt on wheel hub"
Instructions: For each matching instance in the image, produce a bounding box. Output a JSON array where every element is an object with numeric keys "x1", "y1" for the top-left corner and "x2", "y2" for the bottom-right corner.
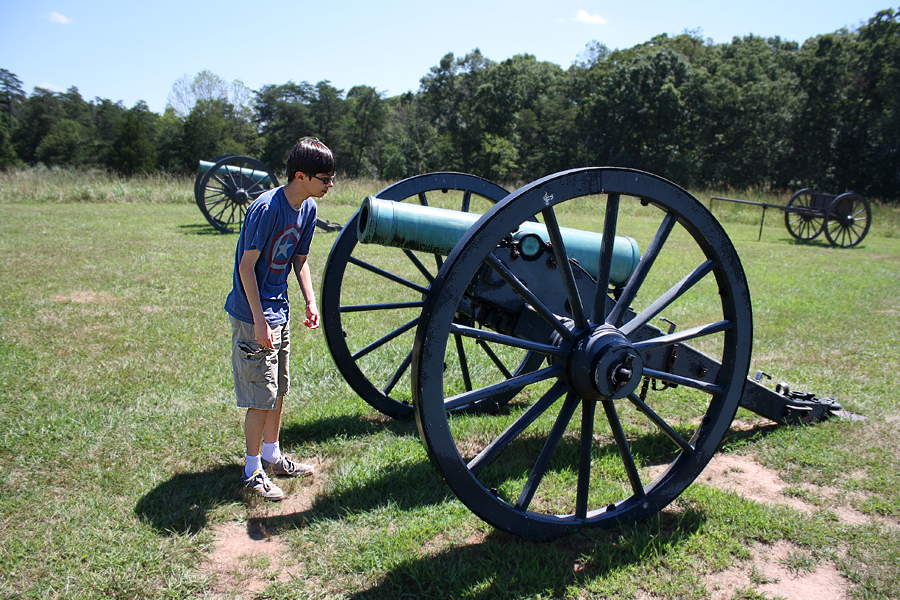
[{"x1": 552, "y1": 323, "x2": 644, "y2": 401}]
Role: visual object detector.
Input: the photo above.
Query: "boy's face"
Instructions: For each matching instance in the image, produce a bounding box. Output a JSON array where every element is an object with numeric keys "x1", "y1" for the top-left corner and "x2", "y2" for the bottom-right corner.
[{"x1": 297, "y1": 172, "x2": 335, "y2": 198}]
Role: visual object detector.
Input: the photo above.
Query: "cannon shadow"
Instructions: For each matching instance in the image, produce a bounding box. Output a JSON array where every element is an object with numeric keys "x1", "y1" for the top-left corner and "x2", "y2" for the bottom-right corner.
[
  {"x1": 135, "y1": 414, "x2": 779, "y2": 540},
  {"x1": 344, "y1": 508, "x2": 706, "y2": 599}
]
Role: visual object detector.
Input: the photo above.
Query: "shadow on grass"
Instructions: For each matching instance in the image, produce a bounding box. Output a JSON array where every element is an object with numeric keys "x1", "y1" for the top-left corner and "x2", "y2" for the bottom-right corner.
[
  {"x1": 135, "y1": 464, "x2": 243, "y2": 535},
  {"x1": 344, "y1": 509, "x2": 706, "y2": 600},
  {"x1": 178, "y1": 222, "x2": 232, "y2": 236},
  {"x1": 134, "y1": 414, "x2": 781, "y2": 546},
  {"x1": 279, "y1": 412, "x2": 420, "y2": 446}
]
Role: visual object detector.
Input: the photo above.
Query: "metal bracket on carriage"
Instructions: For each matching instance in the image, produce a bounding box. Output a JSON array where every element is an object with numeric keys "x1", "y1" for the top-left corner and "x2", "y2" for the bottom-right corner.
[
  {"x1": 315, "y1": 218, "x2": 343, "y2": 233},
  {"x1": 742, "y1": 370, "x2": 854, "y2": 425}
]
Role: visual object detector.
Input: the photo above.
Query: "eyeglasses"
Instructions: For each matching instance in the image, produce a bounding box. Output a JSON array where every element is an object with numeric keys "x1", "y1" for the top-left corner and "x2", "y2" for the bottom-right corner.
[{"x1": 312, "y1": 175, "x2": 336, "y2": 184}]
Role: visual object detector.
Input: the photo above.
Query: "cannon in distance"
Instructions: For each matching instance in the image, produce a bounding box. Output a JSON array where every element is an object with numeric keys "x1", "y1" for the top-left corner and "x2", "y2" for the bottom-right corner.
[
  {"x1": 320, "y1": 169, "x2": 844, "y2": 541},
  {"x1": 193, "y1": 155, "x2": 343, "y2": 234}
]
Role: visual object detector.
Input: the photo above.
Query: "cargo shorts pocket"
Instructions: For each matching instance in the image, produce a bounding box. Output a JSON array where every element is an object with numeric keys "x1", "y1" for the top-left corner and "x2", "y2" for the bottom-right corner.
[{"x1": 235, "y1": 342, "x2": 276, "y2": 384}]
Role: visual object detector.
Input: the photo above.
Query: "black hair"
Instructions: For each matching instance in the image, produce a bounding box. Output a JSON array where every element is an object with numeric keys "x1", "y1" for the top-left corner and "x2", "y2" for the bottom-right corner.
[{"x1": 286, "y1": 137, "x2": 335, "y2": 182}]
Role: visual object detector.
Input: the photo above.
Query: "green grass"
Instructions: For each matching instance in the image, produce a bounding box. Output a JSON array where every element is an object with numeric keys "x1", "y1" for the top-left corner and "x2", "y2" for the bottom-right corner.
[{"x1": 0, "y1": 168, "x2": 898, "y2": 599}]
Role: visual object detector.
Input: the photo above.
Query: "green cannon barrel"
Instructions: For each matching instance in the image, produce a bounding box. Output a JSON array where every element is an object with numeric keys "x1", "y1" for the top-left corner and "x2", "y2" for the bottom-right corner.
[
  {"x1": 197, "y1": 160, "x2": 274, "y2": 185},
  {"x1": 357, "y1": 197, "x2": 641, "y2": 285}
]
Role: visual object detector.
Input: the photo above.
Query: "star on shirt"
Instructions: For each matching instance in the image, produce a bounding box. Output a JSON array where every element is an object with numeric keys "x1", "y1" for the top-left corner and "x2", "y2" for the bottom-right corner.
[{"x1": 275, "y1": 237, "x2": 293, "y2": 259}]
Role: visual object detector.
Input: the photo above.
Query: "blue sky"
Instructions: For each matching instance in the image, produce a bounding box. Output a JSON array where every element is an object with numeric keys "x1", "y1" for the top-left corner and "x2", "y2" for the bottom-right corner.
[{"x1": 0, "y1": 0, "x2": 890, "y2": 114}]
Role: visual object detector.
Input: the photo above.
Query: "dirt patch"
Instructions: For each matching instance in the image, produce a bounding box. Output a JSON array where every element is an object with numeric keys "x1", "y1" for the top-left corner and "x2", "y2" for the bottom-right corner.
[
  {"x1": 708, "y1": 540, "x2": 850, "y2": 600},
  {"x1": 698, "y1": 454, "x2": 882, "y2": 527},
  {"x1": 51, "y1": 290, "x2": 119, "y2": 304},
  {"x1": 199, "y1": 459, "x2": 324, "y2": 599}
]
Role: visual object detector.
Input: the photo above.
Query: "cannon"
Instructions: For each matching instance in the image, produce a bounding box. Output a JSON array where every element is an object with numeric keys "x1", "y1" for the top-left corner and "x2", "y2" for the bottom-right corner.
[
  {"x1": 710, "y1": 188, "x2": 872, "y2": 247},
  {"x1": 320, "y1": 169, "x2": 843, "y2": 541},
  {"x1": 194, "y1": 154, "x2": 343, "y2": 234}
]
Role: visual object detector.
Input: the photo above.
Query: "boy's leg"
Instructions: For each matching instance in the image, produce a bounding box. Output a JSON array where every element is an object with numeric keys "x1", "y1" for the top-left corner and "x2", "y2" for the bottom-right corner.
[{"x1": 263, "y1": 396, "x2": 284, "y2": 445}]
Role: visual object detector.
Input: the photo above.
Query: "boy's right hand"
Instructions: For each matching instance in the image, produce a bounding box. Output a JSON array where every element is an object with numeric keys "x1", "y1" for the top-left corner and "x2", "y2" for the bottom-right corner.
[{"x1": 254, "y1": 321, "x2": 275, "y2": 349}]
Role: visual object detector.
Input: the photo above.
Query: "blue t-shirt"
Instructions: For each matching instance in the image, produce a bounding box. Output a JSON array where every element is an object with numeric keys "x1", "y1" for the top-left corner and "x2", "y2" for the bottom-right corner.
[{"x1": 224, "y1": 187, "x2": 317, "y2": 326}]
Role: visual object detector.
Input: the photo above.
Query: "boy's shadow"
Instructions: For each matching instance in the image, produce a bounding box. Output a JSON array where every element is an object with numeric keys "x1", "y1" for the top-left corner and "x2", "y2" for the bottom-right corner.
[
  {"x1": 135, "y1": 413, "x2": 424, "y2": 536},
  {"x1": 135, "y1": 464, "x2": 244, "y2": 535}
]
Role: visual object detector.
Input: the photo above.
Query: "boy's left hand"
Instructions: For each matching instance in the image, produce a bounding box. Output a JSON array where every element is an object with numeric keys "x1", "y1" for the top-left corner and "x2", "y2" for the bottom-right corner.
[{"x1": 304, "y1": 301, "x2": 320, "y2": 329}]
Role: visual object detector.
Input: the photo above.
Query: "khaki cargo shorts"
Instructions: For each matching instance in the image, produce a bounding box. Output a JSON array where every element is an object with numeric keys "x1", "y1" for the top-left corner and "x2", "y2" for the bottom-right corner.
[{"x1": 230, "y1": 315, "x2": 290, "y2": 410}]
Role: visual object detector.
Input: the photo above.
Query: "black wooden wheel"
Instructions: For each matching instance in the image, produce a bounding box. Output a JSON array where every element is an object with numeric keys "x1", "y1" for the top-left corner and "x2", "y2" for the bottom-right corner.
[
  {"x1": 321, "y1": 173, "x2": 543, "y2": 420},
  {"x1": 784, "y1": 188, "x2": 825, "y2": 241},
  {"x1": 824, "y1": 192, "x2": 871, "y2": 248},
  {"x1": 413, "y1": 168, "x2": 753, "y2": 540},
  {"x1": 195, "y1": 155, "x2": 279, "y2": 233}
]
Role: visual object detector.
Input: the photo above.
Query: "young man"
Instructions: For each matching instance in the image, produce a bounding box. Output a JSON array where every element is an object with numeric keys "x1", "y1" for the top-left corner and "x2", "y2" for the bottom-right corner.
[{"x1": 224, "y1": 138, "x2": 335, "y2": 500}]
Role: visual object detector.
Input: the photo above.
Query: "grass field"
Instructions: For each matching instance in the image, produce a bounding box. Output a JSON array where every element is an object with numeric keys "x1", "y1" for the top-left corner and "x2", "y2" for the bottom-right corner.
[{"x1": 0, "y1": 167, "x2": 898, "y2": 599}]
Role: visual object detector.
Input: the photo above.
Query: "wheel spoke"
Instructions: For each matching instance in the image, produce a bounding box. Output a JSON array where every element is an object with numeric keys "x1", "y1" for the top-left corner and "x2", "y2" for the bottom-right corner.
[
  {"x1": 600, "y1": 398, "x2": 645, "y2": 498},
  {"x1": 476, "y1": 340, "x2": 514, "y2": 379},
  {"x1": 348, "y1": 256, "x2": 429, "y2": 294},
  {"x1": 444, "y1": 364, "x2": 564, "y2": 411},
  {"x1": 384, "y1": 351, "x2": 413, "y2": 395},
  {"x1": 516, "y1": 393, "x2": 581, "y2": 511},
  {"x1": 340, "y1": 300, "x2": 425, "y2": 313},
  {"x1": 627, "y1": 392, "x2": 695, "y2": 453},
  {"x1": 576, "y1": 399, "x2": 597, "y2": 519},
  {"x1": 454, "y1": 334, "x2": 473, "y2": 392},
  {"x1": 631, "y1": 320, "x2": 733, "y2": 353},
  {"x1": 351, "y1": 317, "x2": 419, "y2": 360},
  {"x1": 607, "y1": 213, "x2": 677, "y2": 328},
  {"x1": 620, "y1": 259, "x2": 716, "y2": 337},
  {"x1": 468, "y1": 380, "x2": 568, "y2": 474},
  {"x1": 541, "y1": 207, "x2": 588, "y2": 330},
  {"x1": 591, "y1": 193, "x2": 620, "y2": 323},
  {"x1": 461, "y1": 190, "x2": 472, "y2": 212},
  {"x1": 484, "y1": 254, "x2": 574, "y2": 341},
  {"x1": 449, "y1": 322, "x2": 566, "y2": 358},
  {"x1": 403, "y1": 249, "x2": 435, "y2": 284}
]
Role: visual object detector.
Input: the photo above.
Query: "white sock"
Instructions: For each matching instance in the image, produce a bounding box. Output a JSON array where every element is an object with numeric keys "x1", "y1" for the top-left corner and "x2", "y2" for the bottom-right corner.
[
  {"x1": 245, "y1": 454, "x2": 262, "y2": 478},
  {"x1": 262, "y1": 441, "x2": 281, "y2": 463}
]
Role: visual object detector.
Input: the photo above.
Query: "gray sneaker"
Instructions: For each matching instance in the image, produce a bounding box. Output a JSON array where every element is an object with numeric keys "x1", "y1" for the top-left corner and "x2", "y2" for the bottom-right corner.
[
  {"x1": 244, "y1": 469, "x2": 284, "y2": 500},
  {"x1": 262, "y1": 455, "x2": 315, "y2": 477}
]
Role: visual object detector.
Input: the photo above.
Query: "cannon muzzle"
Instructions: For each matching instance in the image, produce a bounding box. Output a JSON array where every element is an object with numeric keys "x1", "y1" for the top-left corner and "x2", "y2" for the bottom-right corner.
[{"x1": 357, "y1": 196, "x2": 640, "y2": 285}]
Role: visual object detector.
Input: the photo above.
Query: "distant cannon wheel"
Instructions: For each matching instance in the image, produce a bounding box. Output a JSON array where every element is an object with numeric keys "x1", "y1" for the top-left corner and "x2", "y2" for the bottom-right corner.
[
  {"x1": 196, "y1": 155, "x2": 279, "y2": 233},
  {"x1": 824, "y1": 192, "x2": 871, "y2": 248},
  {"x1": 784, "y1": 188, "x2": 825, "y2": 241},
  {"x1": 413, "y1": 168, "x2": 753, "y2": 540},
  {"x1": 321, "y1": 173, "x2": 543, "y2": 420}
]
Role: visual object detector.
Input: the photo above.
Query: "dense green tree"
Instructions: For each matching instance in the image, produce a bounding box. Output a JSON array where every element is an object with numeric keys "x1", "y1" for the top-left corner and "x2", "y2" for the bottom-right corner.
[
  {"x1": 0, "y1": 69, "x2": 25, "y2": 131},
  {"x1": 13, "y1": 87, "x2": 62, "y2": 164},
  {"x1": 308, "y1": 81, "x2": 347, "y2": 161},
  {"x1": 153, "y1": 108, "x2": 185, "y2": 173},
  {"x1": 108, "y1": 109, "x2": 157, "y2": 175},
  {"x1": 255, "y1": 81, "x2": 315, "y2": 172},
  {"x1": 0, "y1": 124, "x2": 18, "y2": 167},
  {"x1": 345, "y1": 85, "x2": 387, "y2": 177},
  {"x1": 36, "y1": 119, "x2": 88, "y2": 166},
  {"x1": 181, "y1": 98, "x2": 242, "y2": 171}
]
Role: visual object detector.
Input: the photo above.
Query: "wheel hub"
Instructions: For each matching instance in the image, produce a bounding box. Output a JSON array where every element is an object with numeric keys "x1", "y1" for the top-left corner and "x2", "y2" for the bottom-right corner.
[
  {"x1": 552, "y1": 323, "x2": 644, "y2": 401},
  {"x1": 234, "y1": 188, "x2": 250, "y2": 205}
]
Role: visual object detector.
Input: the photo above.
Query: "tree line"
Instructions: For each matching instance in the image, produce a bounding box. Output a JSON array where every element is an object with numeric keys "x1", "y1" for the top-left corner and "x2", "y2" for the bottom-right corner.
[{"x1": 1, "y1": 8, "x2": 897, "y2": 200}]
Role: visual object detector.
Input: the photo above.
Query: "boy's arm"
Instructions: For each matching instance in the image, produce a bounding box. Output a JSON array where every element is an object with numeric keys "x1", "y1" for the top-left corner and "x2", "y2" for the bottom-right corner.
[
  {"x1": 293, "y1": 254, "x2": 319, "y2": 329},
  {"x1": 238, "y1": 248, "x2": 275, "y2": 348}
]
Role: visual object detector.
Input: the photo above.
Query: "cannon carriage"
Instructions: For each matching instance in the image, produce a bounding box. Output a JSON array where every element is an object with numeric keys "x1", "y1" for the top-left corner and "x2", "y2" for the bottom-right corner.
[
  {"x1": 710, "y1": 187, "x2": 872, "y2": 247},
  {"x1": 320, "y1": 168, "x2": 842, "y2": 541}
]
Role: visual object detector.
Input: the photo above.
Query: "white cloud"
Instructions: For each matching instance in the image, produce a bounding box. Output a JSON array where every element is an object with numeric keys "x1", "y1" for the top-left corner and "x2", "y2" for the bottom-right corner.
[
  {"x1": 575, "y1": 9, "x2": 606, "y2": 25},
  {"x1": 39, "y1": 82, "x2": 66, "y2": 92},
  {"x1": 48, "y1": 12, "x2": 72, "y2": 24}
]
